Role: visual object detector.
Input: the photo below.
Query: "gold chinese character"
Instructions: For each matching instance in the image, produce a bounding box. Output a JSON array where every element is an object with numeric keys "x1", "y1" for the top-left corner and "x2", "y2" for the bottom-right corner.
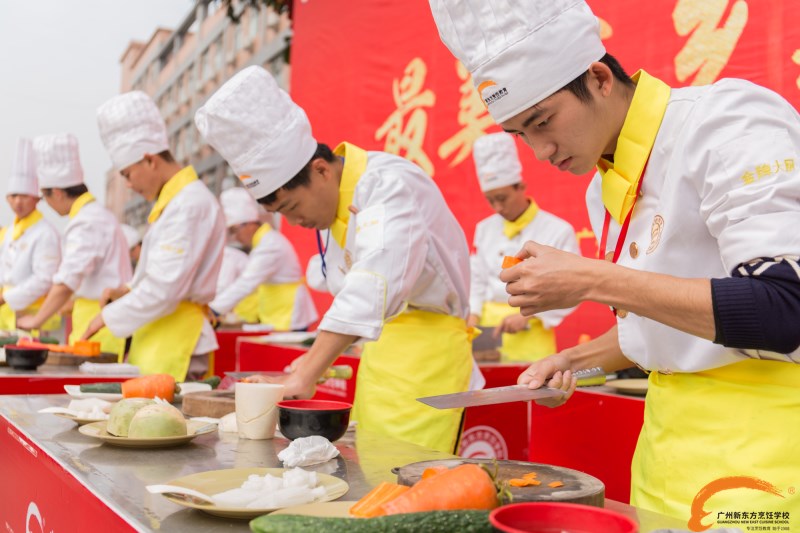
[
  {"x1": 598, "y1": 17, "x2": 613, "y2": 40},
  {"x1": 673, "y1": 0, "x2": 748, "y2": 85},
  {"x1": 786, "y1": 158, "x2": 796, "y2": 172},
  {"x1": 773, "y1": 160, "x2": 784, "y2": 174},
  {"x1": 375, "y1": 58, "x2": 436, "y2": 176},
  {"x1": 755, "y1": 164, "x2": 772, "y2": 179},
  {"x1": 437, "y1": 61, "x2": 495, "y2": 168},
  {"x1": 740, "y1": 170, "x2": 755, "y2": 185}
]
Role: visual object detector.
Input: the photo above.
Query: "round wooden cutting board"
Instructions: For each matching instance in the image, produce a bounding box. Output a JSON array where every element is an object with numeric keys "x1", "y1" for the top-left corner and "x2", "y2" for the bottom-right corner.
[
  {"x1": 181, "y1": 390, "x2": 235, "y2": 418},
  {"x1": 394, "y1": 458, "x2": 604, "y2": 506}
]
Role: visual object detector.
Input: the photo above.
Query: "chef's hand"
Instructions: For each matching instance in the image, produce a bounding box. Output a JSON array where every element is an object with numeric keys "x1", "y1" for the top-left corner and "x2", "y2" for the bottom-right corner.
[
  {"x1": 493, "y1": 313, "x2": 529, "y2": 337},
  {"x1": 80, "y1": 314, "x2": 105, "y2": 341},
  {"x1": 286, "y1": 354, "x2": 307, "y2": 373},
  {"x1": 500, "y1": 241, "x2": 591, "y2": 316},
  {"x1": 466, "y1": 314, "x2": 480, "y2": 329},
  {"x1": 243, "y1": 372, "x2": 316, "y2": 399},
  {"x1": 100, "y1": 286, "x2": 130, "y2": 307},
  {"x1": 15, "y1": 315, "x2": 41, "y2": 331},
  {"x1": 517, "y1": 353, "x2": 576, "y2": 408}
]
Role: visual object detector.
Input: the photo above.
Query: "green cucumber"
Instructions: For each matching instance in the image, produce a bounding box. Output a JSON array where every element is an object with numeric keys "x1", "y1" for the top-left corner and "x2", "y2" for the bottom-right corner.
[
  {"x1": 79, "y1": 382, "x2": 122, "y2": 394},
  {"x1": 249, "y1": 510, "x2": 493, "y2": 533},
  {"x1": 198, "y1": 375, "x2": 221, "y2": 389}
]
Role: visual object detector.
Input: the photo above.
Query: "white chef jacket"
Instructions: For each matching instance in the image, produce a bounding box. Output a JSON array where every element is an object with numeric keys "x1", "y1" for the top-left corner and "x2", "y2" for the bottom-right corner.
[
  {"x1": 217, "y1": 245, "x2": 248, "y2": 289},
  {"x1": 210, "y1": 229, "x2": 318, "y2": 329},
  {"x1": 0, "y1": 214, "x2": 61, "y2": 310},
  {"x1": 317, "y1": 151, "x2": 471, "y2": 341},
  {"x1": 102, "y1": 180, "x2": 226, "y2": 354},
  {"x1": 470, "y1": 209, "x2": 579, "y2": 327},
  {"x1": 52, "y1": 201, "x2": 132, "y2": 300},
  {"x1": 586, "y1": 78, "x2": 800, "y2": 373}
]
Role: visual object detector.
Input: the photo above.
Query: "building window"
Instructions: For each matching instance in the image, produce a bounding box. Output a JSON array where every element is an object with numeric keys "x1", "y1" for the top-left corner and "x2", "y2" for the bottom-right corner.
[{"x1": 215, "y1": 36, "x2": 224, "y2": 71}]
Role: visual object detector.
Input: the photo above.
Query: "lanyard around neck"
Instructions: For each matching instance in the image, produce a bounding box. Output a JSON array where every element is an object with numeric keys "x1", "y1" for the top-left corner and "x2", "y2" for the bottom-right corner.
[
  {"x1": 315, "y1": 230, "x2": 331, "y2": 279},
  {"x1": 598, "y1": 162, "x2": 647, "y2": 264}
]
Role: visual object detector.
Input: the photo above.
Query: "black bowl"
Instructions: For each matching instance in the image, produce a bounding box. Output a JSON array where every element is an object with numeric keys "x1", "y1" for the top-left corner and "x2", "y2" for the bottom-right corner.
[
  {"x1": 277, "y1": 399, "x2": 352, "y2": 442},
  {"x1": 5, "y1": 345, "x2": 49, "y2": 370}
]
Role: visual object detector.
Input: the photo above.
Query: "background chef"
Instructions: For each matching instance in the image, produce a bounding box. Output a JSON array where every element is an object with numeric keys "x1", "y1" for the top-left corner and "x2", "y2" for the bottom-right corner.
[
  {"x1": 83, "y1": 91, "x2": 225, "y2": 381},
  {"x1": 468, "y1": 132, "x2": 578, "y2": 361},
  {"x1": 196, "y1": 66, "x2": 478, "y2": 453}
]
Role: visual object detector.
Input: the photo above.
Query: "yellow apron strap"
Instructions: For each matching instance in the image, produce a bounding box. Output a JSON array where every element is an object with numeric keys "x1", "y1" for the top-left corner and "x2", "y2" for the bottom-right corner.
[
  {"x1": 480, "y1": 301, "x2": 555, "y2": 361},
  {"x1": 233, "y1": 292, "x2": 260, "y2": 323},
  {"x1": 631, "y1": 359, "x2": 800, "y2": 530},
  {"x1": 0, "y1": 286, "x2": 61, "y2": 332},
  {"x1": 128, "y1": 301, "x2": 205, "y2": 381},
  {"x1": 70, "y1": 298, "x2": 125, "y2": 358},
  {"x1": 257, "y1": 281, "x2": 301, "y2": 330},
  {"x1": 0, "y1": 303, "x2": 15, "y2": 332},
  {"x1": 352, "y1": 309, "x2": 472, "y2": 453}
]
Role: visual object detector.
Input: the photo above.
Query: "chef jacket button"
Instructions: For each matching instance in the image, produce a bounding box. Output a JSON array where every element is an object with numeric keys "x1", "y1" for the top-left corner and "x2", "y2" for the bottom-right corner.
[
  {"x1": 604, "y1": 251, "x2": 614, "y2": 262},
  {"x1": 616, "y1": 308, "x2": 628, "y2": 318},
  {"x1": 630, "y1": 242, "x2": 639, "y2": 259}
]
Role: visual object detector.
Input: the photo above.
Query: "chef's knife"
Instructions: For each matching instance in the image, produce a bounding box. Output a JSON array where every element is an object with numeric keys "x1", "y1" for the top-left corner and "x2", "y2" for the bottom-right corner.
[{"x1": 417, "y1": 367, "x2": 606, "y2": 409}]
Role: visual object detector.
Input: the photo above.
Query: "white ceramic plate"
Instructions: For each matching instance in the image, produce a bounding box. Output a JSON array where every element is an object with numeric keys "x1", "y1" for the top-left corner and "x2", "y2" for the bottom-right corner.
[
  {"x1": 78, "y1": 419, "x2": 216, "y2": 448},
  {"x1": 159, "y1": 467, "x2": 350, "y2": 519},
  {"x1": 52, "y1": 412, "x2": 107, "y2": 426}
]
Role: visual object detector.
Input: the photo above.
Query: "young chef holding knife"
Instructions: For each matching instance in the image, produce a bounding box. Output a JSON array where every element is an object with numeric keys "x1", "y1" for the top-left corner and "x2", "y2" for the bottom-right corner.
[
  {"x1": 430, "y1": 0, "x2": 800, "y2": 527},
  {"x1": 18, "y1": 134, "x2": 131, "y2": 356},
  {"x1": 81, "y1": 91, "x2": 226, "y2": 381},
  {"x1": 195, "y1": 65, "x2": 480, "y2": 453}
]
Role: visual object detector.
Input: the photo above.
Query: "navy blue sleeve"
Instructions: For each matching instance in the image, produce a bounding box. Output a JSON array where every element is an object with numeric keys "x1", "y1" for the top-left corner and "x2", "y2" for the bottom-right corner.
[{"x1": 711, "y1": 257, "x2": 800, "y2": 354}]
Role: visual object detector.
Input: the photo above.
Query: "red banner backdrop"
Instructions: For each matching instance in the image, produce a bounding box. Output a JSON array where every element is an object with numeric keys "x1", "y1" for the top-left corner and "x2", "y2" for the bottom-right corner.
[{"x1": 289, "y1": 0, "x2": 800, "y2": 348}]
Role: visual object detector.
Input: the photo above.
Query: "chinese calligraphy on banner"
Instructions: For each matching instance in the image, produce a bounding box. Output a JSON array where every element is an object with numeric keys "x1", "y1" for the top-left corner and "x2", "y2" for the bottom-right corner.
[{"x1": 289, "y1": 0, "x2": 800, "y2": 348}]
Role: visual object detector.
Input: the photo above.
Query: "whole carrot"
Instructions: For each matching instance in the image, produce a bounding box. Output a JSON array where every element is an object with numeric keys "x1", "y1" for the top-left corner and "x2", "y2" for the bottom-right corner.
[{"x1": 121, "y1": 374, "x2": 176, "y2": 402}]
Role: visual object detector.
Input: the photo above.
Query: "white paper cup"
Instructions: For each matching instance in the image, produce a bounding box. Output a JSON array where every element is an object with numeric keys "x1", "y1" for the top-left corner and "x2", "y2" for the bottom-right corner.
[{"x1": 235, "y1": 382, "x2": 284, "y2": 440}]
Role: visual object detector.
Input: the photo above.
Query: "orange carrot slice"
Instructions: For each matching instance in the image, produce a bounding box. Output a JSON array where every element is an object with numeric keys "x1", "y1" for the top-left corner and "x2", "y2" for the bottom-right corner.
[
  {"x1": 349, "y1": 482, "x2": 410, "y2": 518},
  {"x1": 502, "y1": 256, "x2": 523, "y2": 269},
  {"x1": 548, "y1": 481, "x2": 564, "y2": 488}
]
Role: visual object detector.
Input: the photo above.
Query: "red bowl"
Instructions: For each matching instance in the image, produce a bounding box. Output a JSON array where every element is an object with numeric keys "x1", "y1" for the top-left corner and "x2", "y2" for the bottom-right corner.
[{"x1": 490, "y1": 502, "x2": 638, "y2": 533}]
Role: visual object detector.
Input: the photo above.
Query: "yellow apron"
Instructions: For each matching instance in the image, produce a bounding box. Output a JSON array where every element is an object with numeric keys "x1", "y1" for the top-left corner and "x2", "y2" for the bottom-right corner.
[
  {"x1": 352, "y1": 309, "x2": 473, "y2": 454},
  {"x1": 631, "y1": 359, "x2": 800, "y2": 530},
  {"x1": 479, "y1": 301, "x2": 555, "y2": 362},
  {"x1": 128, "y1": 301, "x2": 205, "y2": 381},
  {"x1": 248, "y1": 224, "x2": 303, "y2": 330},
  {"x1": 233, "y1": 292, "x2": 260, "y2": 323},
  {"x1": 69, "y1": 298, "x2": 125, "y2": 358}
]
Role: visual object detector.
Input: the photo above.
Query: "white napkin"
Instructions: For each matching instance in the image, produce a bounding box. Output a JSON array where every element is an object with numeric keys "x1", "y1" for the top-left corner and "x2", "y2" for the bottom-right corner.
[
  {"x1": 277, "y1": 436, "x2": 340, "y2": 467},
  {"x1": 79, "y1": 362, "x2": 140, "y2": 375},
  {"x1": 218, "y1": 412, "x2": 238, "y2": 433}
]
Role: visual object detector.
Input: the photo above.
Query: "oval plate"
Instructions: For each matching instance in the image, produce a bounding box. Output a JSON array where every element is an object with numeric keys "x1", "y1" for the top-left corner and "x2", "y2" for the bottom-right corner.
[
  {"x1": 64, "y1": 384, "x2": 210, "y2": 402},
  {"x1": 78, "y1": 419, "x2": 216, "y2": 448},
  {"x1": 159, "y1": 467, "x2": 349, "y2": 519},
  {"x1": 52, "y1": 412, "x2": 108, "y2": 426}
]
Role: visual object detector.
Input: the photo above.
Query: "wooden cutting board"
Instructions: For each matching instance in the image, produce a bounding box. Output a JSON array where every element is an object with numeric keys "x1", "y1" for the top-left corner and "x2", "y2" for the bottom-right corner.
[
  {"x1": 181, "y1": 390, "x2": 235, "y2": 418},
  {"x1": 43, "y1": 351, "x2": 119, "y2": 366},
  {"x1": 394, "y1": 458, "x2": 604, "y2": 506}
]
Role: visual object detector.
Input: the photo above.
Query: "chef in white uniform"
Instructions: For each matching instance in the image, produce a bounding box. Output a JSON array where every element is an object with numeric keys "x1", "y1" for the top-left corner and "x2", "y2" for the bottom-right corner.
[
  {"x1": 0, "y1": 138, "x2": 61, "y2": 333},
  {"x1": 196, "y1": 66, "x2": 477, "y2": 453},
  {"x1": 209, "y1": 187, "x2": 317, "y2": 330},
  {"x1": 430, "y1": 0, "x2": 800, "y2": 528},
  {"x1": 216, "y1": 244, "x2": 249, "y2": 322},
  {"x1": 82, "y1": 91, "x2": 225, "y2": 382},
  {"x1": 469, "y1": 132, "x2": 578, "y2": 361},
  {"x1": 120, "y1": 223, "x2": 142, "y2": 270},
  {"x1": 17, "y1": 134, "x2": 131, "y2": 356}
]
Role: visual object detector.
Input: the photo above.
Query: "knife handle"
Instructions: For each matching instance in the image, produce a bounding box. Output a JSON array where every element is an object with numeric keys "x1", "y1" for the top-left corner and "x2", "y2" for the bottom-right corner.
[{"x1": 574, "y1": 366, "x2": 606, "y2": 387}]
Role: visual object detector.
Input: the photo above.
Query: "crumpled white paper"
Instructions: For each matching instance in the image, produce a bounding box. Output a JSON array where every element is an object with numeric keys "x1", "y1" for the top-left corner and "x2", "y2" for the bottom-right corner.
[
  {"x1": 218, "y1": 412, "x2": 238, "y2": 433},
  {"x1": 277, "y1": 436, "x2": 340, "y2": 467}
]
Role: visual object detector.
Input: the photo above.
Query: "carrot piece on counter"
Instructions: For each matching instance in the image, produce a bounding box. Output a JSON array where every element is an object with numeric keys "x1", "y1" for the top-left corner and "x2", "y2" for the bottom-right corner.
[
  {"x1": 509, "y1": 478, "x2": 541, "y2": 487},
  {"x1": 522, "y1": 472, "x2": 538, "y2": 479},
  {"x1": 548, "y1": 481, "x2": 564, "y2": 488},
  {"x1": 121, "y1": 374, "x2": 177, "y2": 403},
  {"x1": 382, "y1": 464, "x2": 499, "y2": 515},
  {"x1": 349, "y1": 482, "x2": 410, "y2": 518},
  {"x1": 421, "y1": 466, "x2": 448, "y2": 480},
  {"x1": 501, "y1": 256, "x2": 523, "y2": 269}
]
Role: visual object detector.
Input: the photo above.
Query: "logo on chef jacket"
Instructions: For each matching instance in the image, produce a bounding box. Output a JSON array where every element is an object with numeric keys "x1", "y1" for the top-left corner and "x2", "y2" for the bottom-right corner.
[
  {"x1": 688, "y1": 476, "x2": 790, "y2": 532},
  {"x1": 477, "y1": 80, "x2": 508, "y2": 110},
  {"x1": 239, "y1": 174, "x2": 260, "y2": 190},
  {"x1": 459, "y1": 425, "x2": 508, "y2": 460}
]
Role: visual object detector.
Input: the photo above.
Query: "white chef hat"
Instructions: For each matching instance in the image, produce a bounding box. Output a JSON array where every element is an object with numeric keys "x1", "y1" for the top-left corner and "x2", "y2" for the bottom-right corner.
[
  {"x1": 194, "y1": 66, "x2": 317, "y2": 201},
  {"x1": 7, "y1": 138, "x2": 39, "y2": 196},
  {"x1": 96, "y1": 91, "x2": 170, "y2": 170},
  {"x1": 472, "y1": 132, "x2": 523, "y2": 192},
  {"x1": 429, "y1": 0, "x2": 605, "y2": 124},
  {"x1": 120, "y1": 224, "x2": 142, "y2": 249},
  {"x1": 33, "y1": 133, "x2": 84, "y2": 189},
  {"x1": 220, "y1": 186, "x2": 261, "y2": 228}
]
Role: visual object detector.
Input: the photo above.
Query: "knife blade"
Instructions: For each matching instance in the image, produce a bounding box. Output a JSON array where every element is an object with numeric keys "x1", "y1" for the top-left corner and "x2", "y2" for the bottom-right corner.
[{"x1": 417, "y1": 367, "x2": 606, "y2": 409}]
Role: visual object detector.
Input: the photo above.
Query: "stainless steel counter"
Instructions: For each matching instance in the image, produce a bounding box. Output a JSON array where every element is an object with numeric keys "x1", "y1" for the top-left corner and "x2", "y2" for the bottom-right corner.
[{"x1": 0, "y1": 394, "x2": 687, "y2": 532}]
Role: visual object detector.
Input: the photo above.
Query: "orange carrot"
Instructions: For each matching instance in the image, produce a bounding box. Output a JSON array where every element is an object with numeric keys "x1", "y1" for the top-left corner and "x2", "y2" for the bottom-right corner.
[
  {"x1": 382, "y1": 464, "x2": 499, "y2": 515},
  {"x1": 349, "y1": 482, "x2": 410, "y2": 518},
  {"x1": 548, "y1": 481, "x2": 564, "y2": 488},
  {"x1": 522, "y1": 472, "x2": 538, "y2": 479},
  {"x1": 421, "y1": 466, "x2": 448, "y2": 480},
  {"x1": 509, "y1": 478, "x2": 541, "y2": 487},
  {"x1": 501, "y1": 256, "x2": 523, "y2": 269},
  {"x1": 121, "y1": 374, "x2": 176, "y2": 402}
]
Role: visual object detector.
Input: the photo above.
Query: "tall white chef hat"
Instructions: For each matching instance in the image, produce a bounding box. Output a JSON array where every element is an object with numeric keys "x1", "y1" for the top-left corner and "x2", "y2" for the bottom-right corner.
[
  {"x1": 220, "y1": 186, "x2": 261, "y2": 228},
  {"x1": 429, "y1": 0, "x2": 605, "y2": 124},
  {"x1": 472, "y1": 132, "x2": 523, "y2": 192},
  {"x1": 194, "y1": 66, "x2": 317, "y2": 201},
  {"x1": 33, "y1": 133, "x2": 84, "y2": 189},
  {"x1": 96, "y1": 91, "x2": 170, "y2": 171},
  {"x1": 8, "y1": 138, "x2": 39, "y2": 196},
  {"x1": 120, "y1": 224, "x2": 142, "y2": 249}
]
